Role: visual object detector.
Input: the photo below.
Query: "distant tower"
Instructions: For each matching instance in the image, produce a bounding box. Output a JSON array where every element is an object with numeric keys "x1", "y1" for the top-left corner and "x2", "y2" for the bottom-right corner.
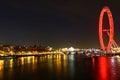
[{"x1": 99, "y1": 6, "x2": 118, "y2": 51}]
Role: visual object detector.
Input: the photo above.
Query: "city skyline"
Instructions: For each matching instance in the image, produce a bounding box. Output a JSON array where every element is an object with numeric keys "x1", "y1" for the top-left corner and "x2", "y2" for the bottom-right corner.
[{"x1": 0, "y1": 0, "x2": 120, "y2": 49}]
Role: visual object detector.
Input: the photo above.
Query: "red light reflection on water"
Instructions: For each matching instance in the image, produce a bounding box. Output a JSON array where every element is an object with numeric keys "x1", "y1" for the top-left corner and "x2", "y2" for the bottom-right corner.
[
  {"x1": 92, "y1": 57, "x2": 110, "y2": 80},
  {"x1": 98, "y1": 57, "x2": 108, "y2": 80},
  {"x1": 92, "y1": 56, "x2": 118, "y2": 80}
]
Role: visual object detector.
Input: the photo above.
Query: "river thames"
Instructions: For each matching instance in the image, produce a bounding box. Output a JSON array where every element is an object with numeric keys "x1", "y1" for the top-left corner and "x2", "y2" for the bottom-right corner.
[{"x1": 0, "y1": 54, "x2": 120, "y2": 80}]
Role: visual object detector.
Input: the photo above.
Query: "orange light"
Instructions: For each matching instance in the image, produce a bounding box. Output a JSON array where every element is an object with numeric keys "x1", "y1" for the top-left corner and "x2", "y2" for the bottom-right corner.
[
  {"x1": 21, "y1": 57, "x2": 24, "y2": 65},
  {"x1": 0, "y1": 60, "x2": 4, "y2": 71},
  {"x1": 9, "y1": 59, "x2": 13, "y2": 68}
]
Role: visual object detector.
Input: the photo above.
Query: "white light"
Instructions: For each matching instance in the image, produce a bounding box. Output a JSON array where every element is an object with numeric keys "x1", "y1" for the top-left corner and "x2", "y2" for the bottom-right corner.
[{"x1": 69, "y1": 47, "x2": 74, "y2": 52}]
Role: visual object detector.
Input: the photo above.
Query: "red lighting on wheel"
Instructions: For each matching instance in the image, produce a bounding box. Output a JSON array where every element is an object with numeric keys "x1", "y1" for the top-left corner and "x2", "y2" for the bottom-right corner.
[{"x1": 99, "y1": 6, "x2": 114, "y2": 51}]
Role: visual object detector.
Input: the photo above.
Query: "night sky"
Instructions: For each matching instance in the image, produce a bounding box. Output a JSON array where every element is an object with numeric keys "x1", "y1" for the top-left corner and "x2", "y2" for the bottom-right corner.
[{"x1": 0, "y1": 0, "x2": 120, "y2": 49}]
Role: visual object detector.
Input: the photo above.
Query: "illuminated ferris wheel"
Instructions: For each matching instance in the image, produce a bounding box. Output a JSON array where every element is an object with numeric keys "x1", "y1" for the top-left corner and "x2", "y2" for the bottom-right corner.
[{"x1": 99, "y1": 6, "x2": 118, "y2": 51}]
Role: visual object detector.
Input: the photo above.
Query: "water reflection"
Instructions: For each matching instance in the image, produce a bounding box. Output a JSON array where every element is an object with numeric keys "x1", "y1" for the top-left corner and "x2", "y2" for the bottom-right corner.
[
  {"x1": 17, "y1": 56, "x2": 35, "y2": 65},
  {"x1": 0, "y1": 60, "x2": 4, "y2": 71},
  {"x1": 0, "y1": 55, "x2": 120, "y2": 80},
  {"x1": 68, "y1": 54, "x2": 75, "y2": 79},
  {"x1": 0, "y1": 60, "x2": 4, "y2": 80},
  {"x1": 55, "y1": 54, "x2": 62, "y2": 79},
  {"x1": 98, "y1": 57, "x2": 108, "y2": 80},
  {"x1": 92, "y1": 56, "x2": 120, "y2": 80}
]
